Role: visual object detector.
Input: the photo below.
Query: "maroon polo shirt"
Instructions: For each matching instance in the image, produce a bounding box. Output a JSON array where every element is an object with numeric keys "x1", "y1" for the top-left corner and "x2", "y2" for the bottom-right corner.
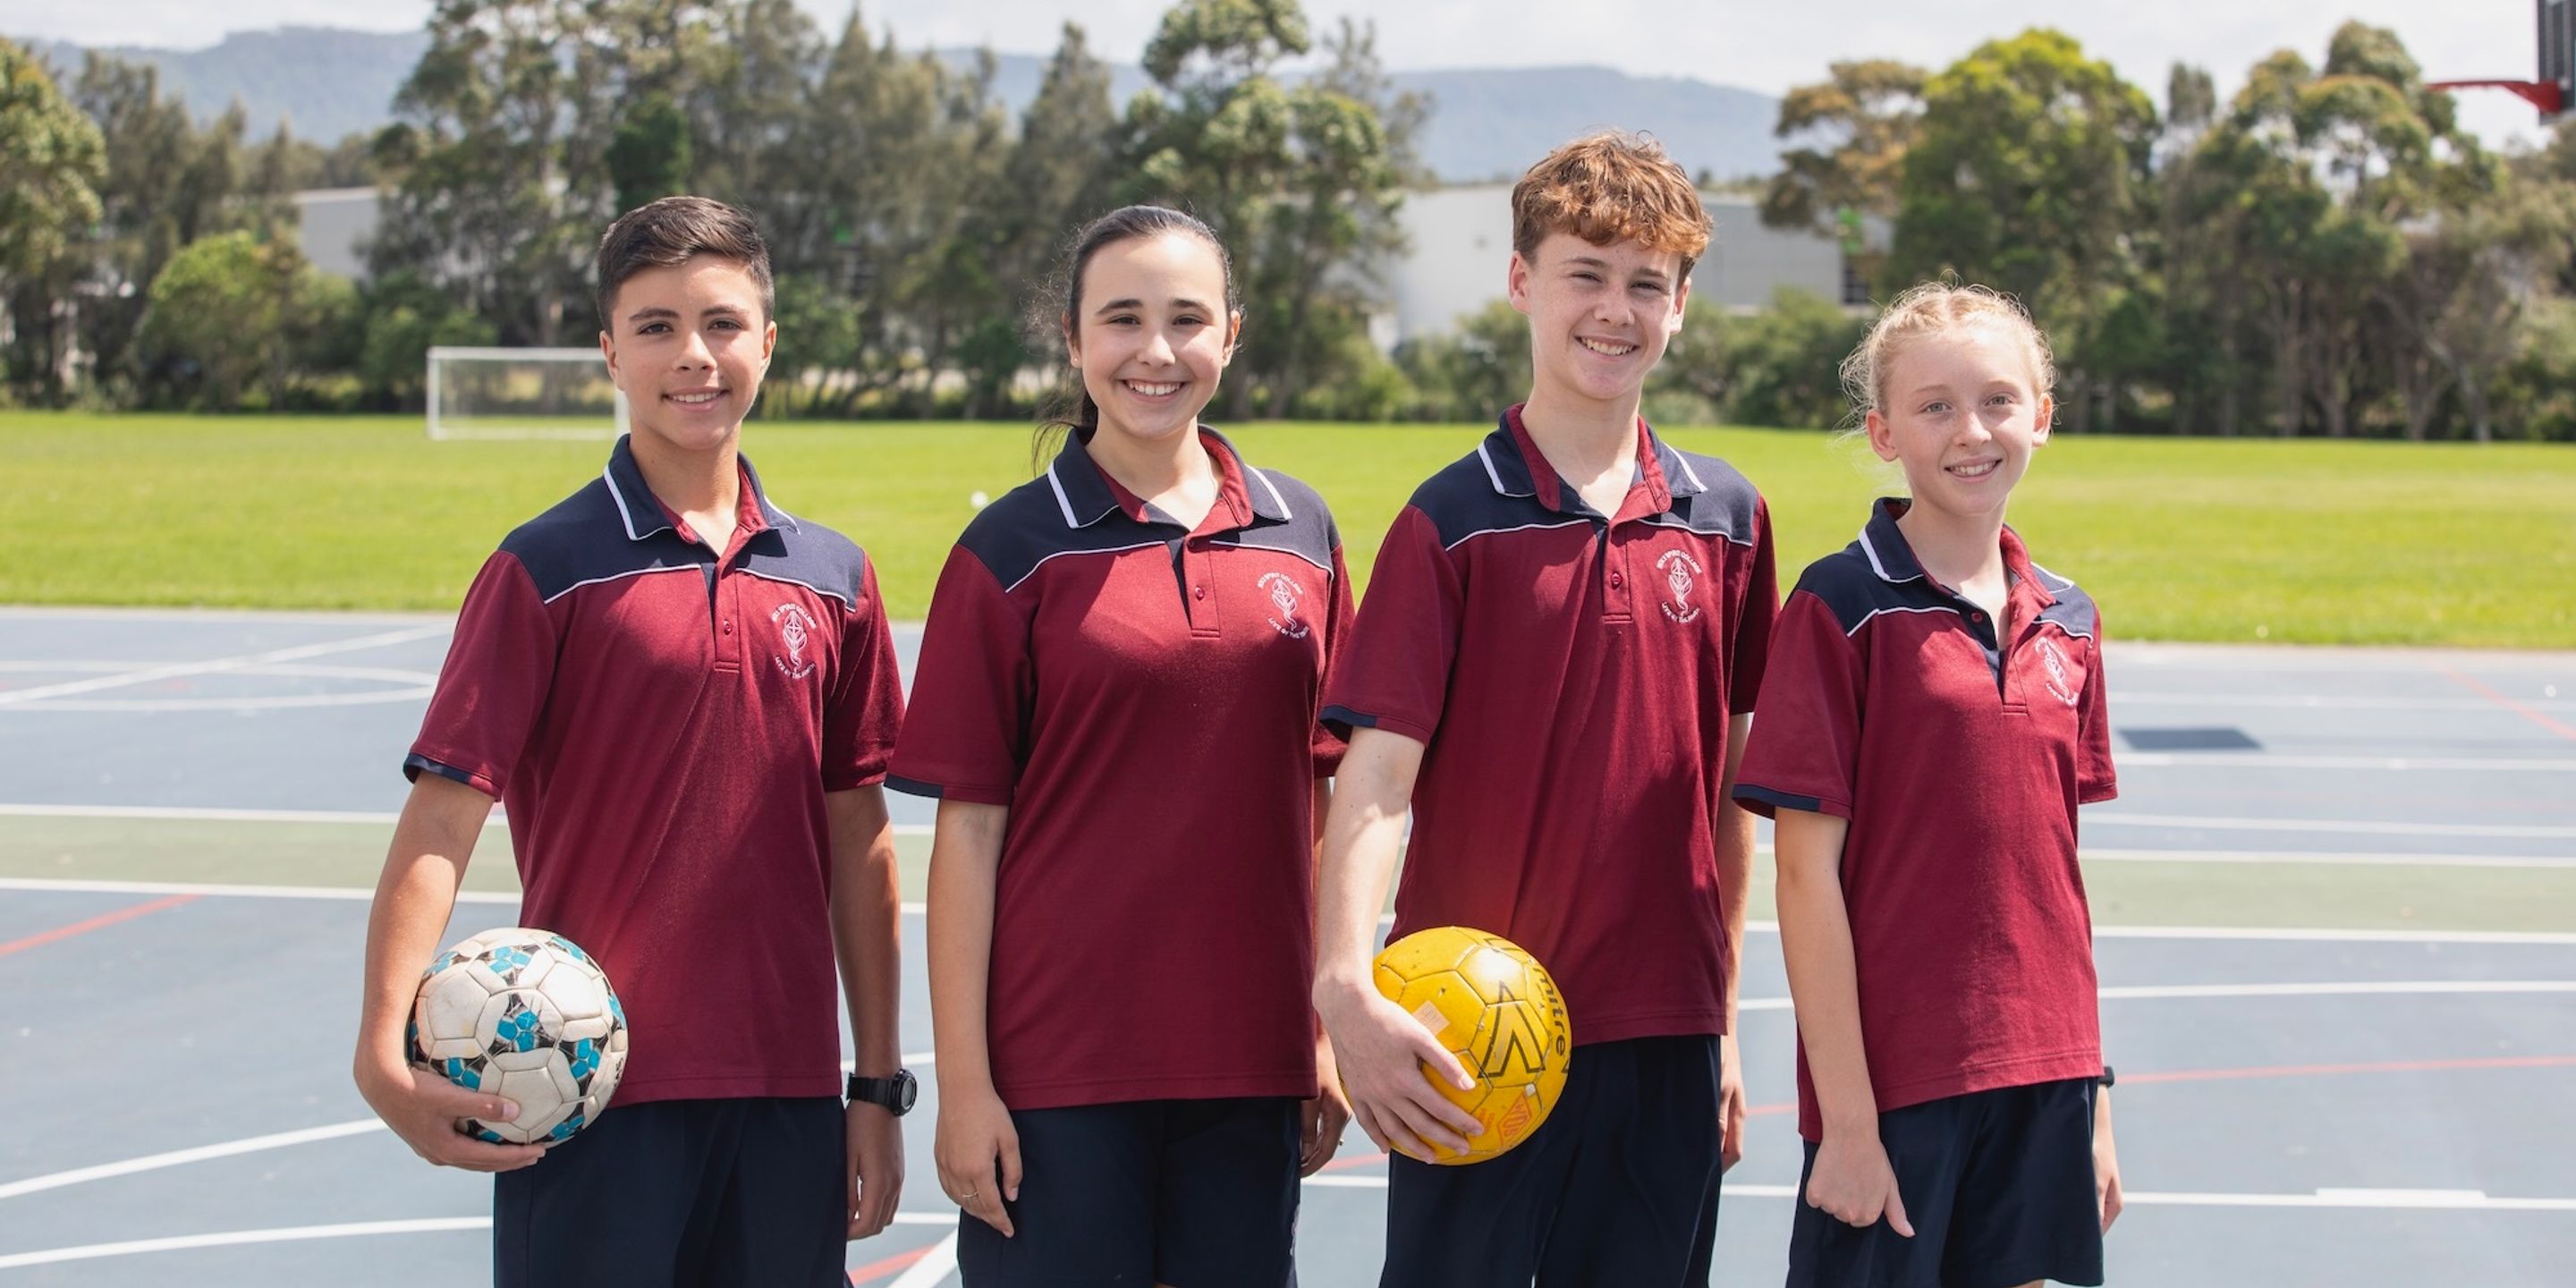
[
  {"x1": 1733, "y1": 498, "x2": 2116, "y2": 1140},
  {"x1": 1322, "y1": 407, "x2": 1779, "y2": 1048},
  {"x1": 890, "y1": 428, "x2": 1352, "y2": 1110},
  {"x1": 406, "y1": 436, "x2": 904, "y2": 1106}
]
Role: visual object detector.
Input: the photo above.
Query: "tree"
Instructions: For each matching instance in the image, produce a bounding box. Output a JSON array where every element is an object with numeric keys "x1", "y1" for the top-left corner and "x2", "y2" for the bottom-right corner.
[
  {"x1": 1758, "y1": 58, "x2": 1926, "y2": 258},
  {"x1": 1889, "y1": 30, "x2": 2158, "y2": 432},
  {"x1": 140, "y1": 231, "x2": 345, "y2": 411},
  {"x1": 0, "y1": 38, "x2": 106, "y2": 401}
]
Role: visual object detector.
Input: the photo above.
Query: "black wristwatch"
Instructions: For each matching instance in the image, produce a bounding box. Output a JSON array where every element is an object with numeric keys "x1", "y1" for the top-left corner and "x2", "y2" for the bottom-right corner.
[
  {"x1": 847, "y1": 1068, "x2": 918, "y2": 1116},
  {"x1": 2098, "y1": 1065, "x2": 2116, "y2": 1089}
]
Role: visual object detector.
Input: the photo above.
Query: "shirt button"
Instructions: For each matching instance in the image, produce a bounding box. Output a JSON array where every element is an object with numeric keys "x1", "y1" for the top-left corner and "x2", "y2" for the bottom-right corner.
[
  {"x1": 1192, "y1": 586, "x2": 1206, "y2": 600},
  {"x1": 1609, "y1": 572, "x2": 1624, "y2": 589},
  {"x1": 723, "y1": 621, "x2": 733, "y2": 634},
  {"x1": 1969, "y1": 612, "x2": 1985, "y2": 622}
]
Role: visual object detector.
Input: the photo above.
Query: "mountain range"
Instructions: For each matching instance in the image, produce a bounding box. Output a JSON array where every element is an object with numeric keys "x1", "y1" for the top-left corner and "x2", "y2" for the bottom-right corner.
[{"x1": 15, "y1": 25, "x2": 1788, "y2": 184}]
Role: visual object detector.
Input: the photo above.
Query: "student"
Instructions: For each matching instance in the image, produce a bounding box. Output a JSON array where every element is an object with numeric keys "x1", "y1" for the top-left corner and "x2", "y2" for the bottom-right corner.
[
  {"x1": 1313, "y1": 132, "x2": 1779, "y2": 1286},
  {"x1": 352, "y1": 196, "x2": 911, "y2": 1286},
  {"x1": 1732, "y1": 283, "x2": 2124, "y2": 1288},
  {"x1": 891, "y1": 204, "x2": 1354, "y2": 1287}
]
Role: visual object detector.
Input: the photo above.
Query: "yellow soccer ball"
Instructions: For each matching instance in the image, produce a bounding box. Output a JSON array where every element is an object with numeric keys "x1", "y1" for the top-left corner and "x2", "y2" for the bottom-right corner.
[{"x1": 1368, "y1": 926, "x2": 1572, "y2": 1165}]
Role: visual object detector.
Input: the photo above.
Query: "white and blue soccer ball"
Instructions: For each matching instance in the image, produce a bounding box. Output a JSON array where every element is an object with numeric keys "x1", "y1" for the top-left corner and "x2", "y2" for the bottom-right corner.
[{"x1": 407, "y1": 927, "x2": 630, "y2": 1146}]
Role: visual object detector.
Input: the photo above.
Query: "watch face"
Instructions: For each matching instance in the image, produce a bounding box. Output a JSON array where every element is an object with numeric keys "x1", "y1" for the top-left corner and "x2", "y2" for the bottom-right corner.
[{"x1": 892, "y1": 1069, "x2": 918, "y2": 1114}]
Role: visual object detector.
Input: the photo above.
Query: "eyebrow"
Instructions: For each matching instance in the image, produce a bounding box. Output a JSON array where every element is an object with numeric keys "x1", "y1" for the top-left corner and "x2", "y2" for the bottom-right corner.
[
  {"x1": 624, "y1": 304, "x2": 750, "y2": 324},
  {"x1": 1564, "y1": 255, "x2": 1667, "y2": 283},
  {"x1": 1091, "y1": 296, "x2": 1216, "y2": 314}
]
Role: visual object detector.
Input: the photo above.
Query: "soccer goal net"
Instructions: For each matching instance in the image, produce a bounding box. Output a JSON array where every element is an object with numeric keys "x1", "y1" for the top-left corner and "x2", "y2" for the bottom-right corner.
[{"x1": 426, "y1": 346, "x2": 629, "y2": 440}]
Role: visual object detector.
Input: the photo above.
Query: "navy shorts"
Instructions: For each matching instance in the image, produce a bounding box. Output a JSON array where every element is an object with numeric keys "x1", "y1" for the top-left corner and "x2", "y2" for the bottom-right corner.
[
  {"x1": 957, "y1": 1096, "x2": 1302, "y2": 1287},
  {"x1": 1381, "y1": 1034, "x2": 1725, "y2": 1288},
  {"x1": 1787, "y1": 1078, "x2": 2103, "y2": 1288},
  {"x1": 494, "y1": 1096, "x2": 846, "y2": 1288}
]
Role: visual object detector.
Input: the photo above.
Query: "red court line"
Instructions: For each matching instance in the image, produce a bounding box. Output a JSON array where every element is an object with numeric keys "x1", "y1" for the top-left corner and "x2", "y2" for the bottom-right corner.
[
  {"x1": 2442, "y1": 667, "x2": 2576, "y2": 742},
  {"x1": 0, "y1": 893, "x2": 199, "y2": 958},
  {"x1": 847, "y1": 1246, "x2": 932, "y2": 1284}
]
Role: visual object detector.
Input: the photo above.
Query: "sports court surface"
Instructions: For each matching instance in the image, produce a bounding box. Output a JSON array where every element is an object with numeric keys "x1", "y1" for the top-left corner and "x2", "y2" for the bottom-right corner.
[{"x1": 2, "y1": 605, "x2": 2572, "y2": 1285}]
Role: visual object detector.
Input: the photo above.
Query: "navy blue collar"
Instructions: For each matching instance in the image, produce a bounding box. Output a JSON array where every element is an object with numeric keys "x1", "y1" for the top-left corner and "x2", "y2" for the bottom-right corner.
[
  {"x1": 1858, "y1": 497, "x2": 2057, "y2": 606},
  {"x1": 1471, "y1": 409, "x2": 1708, "y2": 507},
  {"x1": 1041, "y1": 426, "x2": 1292, "y2": 529},
  {"x1": 601, "y1": 435, "x2": 798, "y2": 542}
]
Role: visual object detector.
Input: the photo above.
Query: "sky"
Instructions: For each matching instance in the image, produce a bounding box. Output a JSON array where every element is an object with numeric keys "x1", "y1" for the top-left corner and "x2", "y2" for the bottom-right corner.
[{"x1": 2, "y1": 0, "x2": 2555, "y2": 150}]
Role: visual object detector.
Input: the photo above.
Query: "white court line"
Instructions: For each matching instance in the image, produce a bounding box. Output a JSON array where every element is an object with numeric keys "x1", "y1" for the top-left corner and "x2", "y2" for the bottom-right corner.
[
  {"x1": 2082, "y1": 848, "x2": 2576, "y2": 869},
  {"x1": 2115, "y1": 752, "x2": 2576, "y2": 773},
  {"x1": 2121, "y1": 691, "x2": 2574, "y2": 712},
  {"x1": 1310, "y1": 1176, "x2": 2576, "y2": 1211},
  {"x1": 5, "y1": 877, "x2": 2575, "y2": 945},
  {"x1": 2089, "y1": 812, "x2": 2576, "y2": 840},
  {"x1": 1732, "y1": 979, "x2": 2576, "y2": 1012},
  {"x1": 0, "y1": 1214, "x2": 956, "y2": 1270},
  {"x1": 0, "y1": 1121, "x2": 387, "y2": 1199},
  {"x1": 0, "y1": 624, "x2": 451, "y2": 709},
  {"x1": 0, "y1": 802, "x2": 935, "y2": 837},
  {"x1": 889, "y1": 1233, "x2": 961, "y2": 1288}
]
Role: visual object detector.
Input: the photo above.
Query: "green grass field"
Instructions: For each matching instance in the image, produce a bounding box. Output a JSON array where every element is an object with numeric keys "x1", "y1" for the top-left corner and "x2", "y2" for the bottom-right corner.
[{"x1": 4, "y1": 412, "x2": 2572, "y2": 646}]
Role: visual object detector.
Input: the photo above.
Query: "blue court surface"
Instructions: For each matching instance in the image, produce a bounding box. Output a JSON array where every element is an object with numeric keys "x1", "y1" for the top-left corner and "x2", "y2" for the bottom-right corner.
[{"x1": 3, "y1": 606, "x2": 2572, "y2": 1285}]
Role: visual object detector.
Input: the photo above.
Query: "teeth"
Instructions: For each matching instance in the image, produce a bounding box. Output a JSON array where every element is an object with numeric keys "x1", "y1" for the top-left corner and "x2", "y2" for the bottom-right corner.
[
  {"x1": 1127, "y1": 381, "x2": 1182, "y2": 396},
  {"x1": 1949, "y1": 461, "x2": 1999, "y2": 478},
  {"x1": 1578, "y1": 338, "x2": 1636, "y2": 356},
  {"x1": 671, "y1": 392, "x2": 721, "y2": 405}
]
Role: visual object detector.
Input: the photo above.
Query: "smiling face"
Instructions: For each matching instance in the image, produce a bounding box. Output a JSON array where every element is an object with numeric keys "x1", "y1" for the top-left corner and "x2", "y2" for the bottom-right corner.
[
  {"x1": 599, "y1": 254, "x2": 775, "y2": 458},
  {"x1": 1065, "y1": 230, "x2": 1240, "y2": 449},
  {"x1": 1508, "y1": 232, "x2": 1690, "y2": 408},
  {"x1": 1865, "y1": 320, "x2": 2054, "y2": 522}
]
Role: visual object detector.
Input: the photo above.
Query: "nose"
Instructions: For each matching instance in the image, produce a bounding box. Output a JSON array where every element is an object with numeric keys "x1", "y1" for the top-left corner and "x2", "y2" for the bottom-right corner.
[
  {"x1": 1139, "y1": 326, "x2": 1176, "y2": 366},
  {"x1": 674, "y1": 326, "x2": 715, "y2": 369}
]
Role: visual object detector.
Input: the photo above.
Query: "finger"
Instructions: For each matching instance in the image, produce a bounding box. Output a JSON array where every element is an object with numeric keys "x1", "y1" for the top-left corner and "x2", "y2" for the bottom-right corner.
[
  {"x1": 1415, "y1": 1039, "x2": 1476, "y2": 1093},
  {"x1": 1000, "y1": 1131, "x2": 1024, "y2": 1203},
  {"x1": 967, "y1": 1157, "x2": 1013, "y2": 1239},
  {"x1": 1885, "y1": 1181, "x2": 1915, "y2": 1238},
  {"x1": 426, "y1": 1134, "x2": 547, "y2": 1172},
  {"x1": 2101, "y1": 1178, "x2": 2123, "y2": 1233},
  {"x1": 1349, "y1": 1103, "x2": 1394, "y2": 1157},
  {"x1": 1390, "y1": 1097, "x2": 1474, "y2": 1158}
]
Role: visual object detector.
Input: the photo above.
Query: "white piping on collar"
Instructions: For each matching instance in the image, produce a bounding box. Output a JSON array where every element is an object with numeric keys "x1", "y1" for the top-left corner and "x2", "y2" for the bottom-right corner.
[
  {"x1": 1249, "y1": 467, "x2": 1293, "y2": 520},
  {"x1": 603, "y1": 466, "x2": 648, "y2": 540},
  {"x1": 1474, "y1": 440, "x2": 1511, "y2": 495},
  {"x1": 1044, "y1": 462, "x2": 1081, "y2": 528},
  {"x1": 1665, "y1": 445, "x2": 1707, "y2": 492}
]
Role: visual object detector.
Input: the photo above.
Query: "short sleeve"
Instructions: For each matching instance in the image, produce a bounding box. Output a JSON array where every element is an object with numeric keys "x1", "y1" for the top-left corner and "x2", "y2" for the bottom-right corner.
[
  {"x1": 1730, "y1": 588, "x2": 1864, "y2": 820},
  {"x1": 1319, "y1": 505, "x2": 1462, "y2": 746},
  {"x1": 821, "y1": 557, "x2": 905, "y2": 792},
  {"x1": 886, "y1": 546, "x2": 1033, "y2": 805},
  {"x1": 405, "y1": 551, "x2": 559, "y2": 799},
  {"x1": 1309, "y1": 539, "x2": 1359, "y2": 776},
  {"x1": 2076, "y1": 613, "x2": 2118, "y2": 804},
  {"x1": 1728, "y1": 496, "x2": 1782, "y2": 715}
]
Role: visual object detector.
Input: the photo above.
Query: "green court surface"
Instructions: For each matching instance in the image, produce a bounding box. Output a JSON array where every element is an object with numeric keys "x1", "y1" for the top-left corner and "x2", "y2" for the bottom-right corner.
[{"x1": 10, "y1": 814, "x2": 2570, "y2": 935}]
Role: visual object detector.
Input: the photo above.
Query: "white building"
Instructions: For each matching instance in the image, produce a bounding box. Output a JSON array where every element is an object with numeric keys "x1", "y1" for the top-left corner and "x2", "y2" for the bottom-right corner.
[{"x1": 1383, "y1": 183, "x2": 1884, "y2": 345}]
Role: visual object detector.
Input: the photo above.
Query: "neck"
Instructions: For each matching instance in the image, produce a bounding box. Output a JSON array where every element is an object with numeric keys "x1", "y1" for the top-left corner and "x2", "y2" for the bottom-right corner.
[
  {"x1": 1518, "y1": 386, "x2": 1641, "y2": 479},
  {"x1": 1894, "y1": 499, "x2": 2008, "y2": 588},
  {"x1": 1086, "y1": 422, "x2": 1213, "y2": 500},
  {"x1": 628, "y1": 431, "x2": 741, "y2": 519}
]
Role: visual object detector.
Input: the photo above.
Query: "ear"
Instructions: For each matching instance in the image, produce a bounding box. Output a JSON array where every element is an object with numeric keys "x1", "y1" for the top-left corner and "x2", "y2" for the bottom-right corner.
[
  {"x1": 759, "y1": 318, "x2": 776, "y2": 369},
  {"x1": 1864, "y1": 408, "x2": 1899, "y2": 462},
  {"x1": 1505, "y1": 251, "x2": 1534, "y2": 316},
  {"x1": 598, "y1": 329, "x2": 621, "y2": 386},
  {"x1": 2031, "y1": 394, "x2": 2054, "y2": 445},
  {"x1": 1219, "y1": 309, "x2": 1243, "y2": 366},
  {"x1": 1665, "y1": 273, "x2": 1691, "y2": 338},
  {"x1": 1062, "y1": 312, "x2": 1080, "y2": 369}
]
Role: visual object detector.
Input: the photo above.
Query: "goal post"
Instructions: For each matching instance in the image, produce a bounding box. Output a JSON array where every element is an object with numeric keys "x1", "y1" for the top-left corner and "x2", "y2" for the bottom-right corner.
[{"x1": 426, "y1": 346, "x2": 630, "y2": 441}]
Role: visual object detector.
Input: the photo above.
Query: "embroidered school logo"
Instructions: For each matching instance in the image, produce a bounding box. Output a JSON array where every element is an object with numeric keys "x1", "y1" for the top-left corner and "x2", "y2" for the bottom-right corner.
[
  {"x1": 771, "y1": 603, "x2": 817, "y2": 680},
  {"x1": 1258, "y1": 572, "x2": 1310, "y2": 640},
  {"x1": 1656, "y1": 549, "x2": 1703, "y2": 623},
  {"x1": 2037, "y1": 635, "x2": 2080, "y2": 707}
]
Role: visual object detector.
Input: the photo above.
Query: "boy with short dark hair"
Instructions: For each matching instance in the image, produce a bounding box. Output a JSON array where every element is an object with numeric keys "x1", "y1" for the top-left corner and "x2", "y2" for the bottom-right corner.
[
  {"x1": 352, "y1": 195, "x2": 911, "y2": 1286},
  {"x1": 1313, "y1": 132, "x2": 1780, "y2": 1285}
]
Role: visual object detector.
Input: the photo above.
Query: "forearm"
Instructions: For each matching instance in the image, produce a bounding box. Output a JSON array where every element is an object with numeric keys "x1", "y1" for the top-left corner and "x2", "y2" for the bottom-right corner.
[
  {"x1": 1774, "y1": 809, "x2": 1878, "y2": 1133},
  {"x1": 925, "y1": 799, "x2": 1008, "y2": 1094},
  {"x1": 355, "y1": 776, "x2": 492, "y2": 1082},
  {"x1": 1714, "y1": 714, "x2": 1755, "y2": 1027},
  {"x1": 828, "y1": 786, "x2": 902, "y2": 1077},
  {"x1": 1313, "y1": 731, "x2": 1422, "y2": 1004}
]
